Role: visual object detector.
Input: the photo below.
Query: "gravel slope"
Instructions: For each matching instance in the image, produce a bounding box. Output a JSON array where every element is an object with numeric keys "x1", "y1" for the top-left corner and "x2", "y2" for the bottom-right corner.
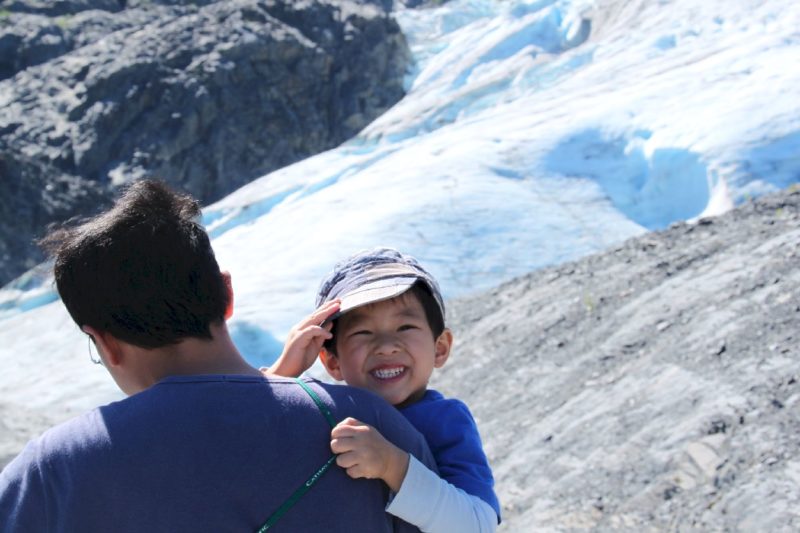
[{"x1": 437, "y1": 187, "x2": 800, "y2": 531}]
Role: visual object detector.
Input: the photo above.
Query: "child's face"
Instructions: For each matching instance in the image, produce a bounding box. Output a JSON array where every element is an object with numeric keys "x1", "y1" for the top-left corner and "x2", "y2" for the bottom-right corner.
[{"x1": 322, "y1": 291, "x2": 452, "y2": 408}]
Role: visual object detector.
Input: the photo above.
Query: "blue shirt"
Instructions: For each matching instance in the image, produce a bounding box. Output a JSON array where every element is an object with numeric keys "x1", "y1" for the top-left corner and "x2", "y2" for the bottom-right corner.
[
  {"x1": 0, "y1": 375, "x2": 437, "y2": 532},
  {"x1": 399, "y1": 389, "x2": 501, "y2": 521}
]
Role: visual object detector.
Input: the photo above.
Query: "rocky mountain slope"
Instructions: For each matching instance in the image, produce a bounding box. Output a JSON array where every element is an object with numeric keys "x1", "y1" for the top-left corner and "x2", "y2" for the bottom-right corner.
[
  {"x1": 0, "y1": 0, "x2": 408, "y2": 284},
  {"x1": 437, "y1": 187, "x2": 799, "y2": 531}
]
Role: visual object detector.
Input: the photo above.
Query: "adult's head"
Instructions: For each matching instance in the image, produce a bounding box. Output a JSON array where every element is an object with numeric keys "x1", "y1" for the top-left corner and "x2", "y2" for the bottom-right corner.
[{"x1": 41, "y1": 179, "x2": 231, "y2": 350}]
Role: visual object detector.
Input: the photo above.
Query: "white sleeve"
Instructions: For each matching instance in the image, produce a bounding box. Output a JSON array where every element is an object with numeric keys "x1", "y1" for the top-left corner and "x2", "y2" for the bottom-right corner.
[{"x1": 385, "y1": 454, "x2": 497, "y2": 533}]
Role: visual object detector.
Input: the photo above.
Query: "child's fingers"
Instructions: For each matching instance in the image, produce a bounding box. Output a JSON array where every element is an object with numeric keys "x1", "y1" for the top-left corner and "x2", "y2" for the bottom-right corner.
[
  {"x1": 317, "y1": 302, "x2": 341, "y2": 327},
  {"x1": 330, "y1": 419, "x2": 368, "y2": 453},
  {"x1": 288, "y1": 326, "x2": 332, "y2": 355},
  {"x1": 330, "y1": 427, "x2": 359, "y2": 445},
  {"x1": 343, "y1": 463, "x2": 368, "y2": 480},
  {"x1": 330, "y1": 434, "x2": 359, "y2": 455},
  {"x1": 298, "y1": 325, "x2": 333, "y2": 344},
  {"x1": 286, "y1": 301, "x2": 340, "y2": 339},
  {"x1": 305, "y1": 300, "x2": 341, "y2": 327},
  {"x1": 332, "y1": 417, "x2": 365, "y2": 435},
  {"x1": 330, "y1": 436, "x2": 344, "y2": 455},
  {"x1": 334, "y1": 449, "x2": 358, "y2": 470},
  {"x1": 333, "y1": 446, "x2": 382, "y2": 481}
]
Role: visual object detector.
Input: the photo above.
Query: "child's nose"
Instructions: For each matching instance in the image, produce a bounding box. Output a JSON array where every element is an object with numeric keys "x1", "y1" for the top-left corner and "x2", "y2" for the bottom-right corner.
[{"x1": 373, "y1": 333, "x2": 400, "y2": 355}]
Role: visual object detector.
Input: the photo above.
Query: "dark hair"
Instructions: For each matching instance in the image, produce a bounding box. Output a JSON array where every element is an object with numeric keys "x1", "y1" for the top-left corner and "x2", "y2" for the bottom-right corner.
[
  {"x1": 40, "y1": 180, "x2": 229, "y2": 349},
  {"x1": 324, "y1": 281, "x2": 445, "y2": 356}
]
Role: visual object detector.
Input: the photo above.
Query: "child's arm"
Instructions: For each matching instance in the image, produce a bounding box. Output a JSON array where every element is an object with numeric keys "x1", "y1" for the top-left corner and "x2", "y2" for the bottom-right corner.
[
  {"x1": 264, "y1": 300, "x2": 340, "y2": 377},
  {"x1": 388, "y1": 455, "x2": 497, "y2": 533},
  {"x1": 331, "y1": 418, "x2": 498, "y2": 533}
]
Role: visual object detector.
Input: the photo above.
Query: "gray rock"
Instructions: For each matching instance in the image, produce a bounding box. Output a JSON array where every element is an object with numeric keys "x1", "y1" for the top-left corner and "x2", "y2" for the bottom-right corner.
[
  {"x1": 0, "y1": 0, "x2": 409, "y2": 285},
  {"x1": 0, "y1": 136, "x2": 111, "y2": 278},
  {"x1": 438, "y1": 187, "x2": 800, "y2": 531},
  {"x1": 0, "y1": 0, "x2": 124, "y2": 17},
  {"x1": 396, "y1": 0, "x2": 450, "y2": 8}
]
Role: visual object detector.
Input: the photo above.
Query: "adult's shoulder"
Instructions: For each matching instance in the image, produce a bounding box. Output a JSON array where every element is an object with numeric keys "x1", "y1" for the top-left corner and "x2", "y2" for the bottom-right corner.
[
  {"x1": 0, "y1": 407, "x2": 109, "y2": 526},
  {"x1": 10, "y1": 407, "x2": 110, "y2": 466},
  {"x1": 312, "y1": 379, "x2": 390, "y2": 408},
  {"x1": 303, "y1": 378, "x2": 406, "y2": 424},
  {"x1": 262, "y1": 376, "x2": 388, "y2": 412},
  {"x1": 4, "y1": 407, "x2": 112, "y2": 482}
]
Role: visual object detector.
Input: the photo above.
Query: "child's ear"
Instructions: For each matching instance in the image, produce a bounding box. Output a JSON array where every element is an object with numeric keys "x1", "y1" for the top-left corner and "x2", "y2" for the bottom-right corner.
[
  {"x1": 433, "y1": 329, "x2": 453, "y2": 369},
  {"x1": 319, "y1": 348, "x2": 344, "y2": 381}
]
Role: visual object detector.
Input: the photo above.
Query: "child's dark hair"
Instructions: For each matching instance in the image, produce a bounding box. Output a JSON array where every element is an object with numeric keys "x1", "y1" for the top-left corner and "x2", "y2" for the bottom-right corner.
[
  {"x1": 324, "y1": 281, "x2": 445, "y2": 356},
  {"x1": 40, "y1": 180, "x2": 229, "y2": 349}
]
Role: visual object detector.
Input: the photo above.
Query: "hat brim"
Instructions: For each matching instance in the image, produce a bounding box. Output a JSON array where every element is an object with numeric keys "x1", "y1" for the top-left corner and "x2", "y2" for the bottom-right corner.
[{"x1": 337, "y1": 277, "x2": 419, "y2": 316}]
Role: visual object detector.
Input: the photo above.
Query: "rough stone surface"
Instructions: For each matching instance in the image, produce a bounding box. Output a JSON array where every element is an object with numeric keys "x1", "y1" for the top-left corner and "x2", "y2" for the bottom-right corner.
[
  {"x1": 396, "y1": 0, "x2": 449, "y2": 8},
  {"x1": 435, "y1": 187, "x2": 800, "y2": 532},
  {"x1": 0, "y1": 0, "x2": 409, "y2": 285}
]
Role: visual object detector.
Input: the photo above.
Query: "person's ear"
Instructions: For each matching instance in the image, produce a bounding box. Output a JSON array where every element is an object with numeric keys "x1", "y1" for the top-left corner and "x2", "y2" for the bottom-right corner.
[
  {"x1": 319, "y1": 348, "x2": 344, "y2": 381},
  {"x1": 433, "y1": 329, "x2": 453, "y2": 369},
  {"x1": 81, "y1": 326, "x2": 124, "y2": 367},
  {"x1": 221, "y1": 271, "x2": 234, "y2": 320}
]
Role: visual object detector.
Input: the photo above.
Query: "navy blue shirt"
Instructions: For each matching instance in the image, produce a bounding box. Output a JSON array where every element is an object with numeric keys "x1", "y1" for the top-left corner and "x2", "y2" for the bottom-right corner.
[{"x1": 0, "y1": 376, "x2": 436, "y2": 532}]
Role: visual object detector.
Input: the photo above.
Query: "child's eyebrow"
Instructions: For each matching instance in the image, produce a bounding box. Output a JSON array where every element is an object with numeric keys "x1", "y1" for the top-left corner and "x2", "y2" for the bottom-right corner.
[
  {"x1": 394, "y1": 308, "x2": 423, "y2": 319},
  {"x1": 340, "y1": 309, "x2": 370, "y2": 325},
  {"x1": 341, "y1": 304, "x2": 423, "y2": 325}
]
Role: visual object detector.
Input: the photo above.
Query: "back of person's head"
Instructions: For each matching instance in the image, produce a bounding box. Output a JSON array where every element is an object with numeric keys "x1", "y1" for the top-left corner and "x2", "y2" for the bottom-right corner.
[{"x1": 41, "y1": 179, "x2": 229, "y2": 349}]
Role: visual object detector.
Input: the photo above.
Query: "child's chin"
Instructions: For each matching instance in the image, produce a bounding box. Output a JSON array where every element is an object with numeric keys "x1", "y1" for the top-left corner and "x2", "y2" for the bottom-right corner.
[{"x1": 376, "y1": 390, "x2": 409, "y2": 407}]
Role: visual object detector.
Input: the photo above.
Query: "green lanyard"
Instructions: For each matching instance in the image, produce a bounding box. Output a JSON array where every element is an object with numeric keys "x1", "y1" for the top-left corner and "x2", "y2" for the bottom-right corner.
[{"x1": 255, "y1": 378, "x2": 338, "y2": 532}]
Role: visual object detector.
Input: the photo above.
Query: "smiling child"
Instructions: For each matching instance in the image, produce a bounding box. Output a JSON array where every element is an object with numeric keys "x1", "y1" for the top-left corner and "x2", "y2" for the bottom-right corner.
[{"x1": 267, "y1": 248, "x2": 500, "y2": 532}]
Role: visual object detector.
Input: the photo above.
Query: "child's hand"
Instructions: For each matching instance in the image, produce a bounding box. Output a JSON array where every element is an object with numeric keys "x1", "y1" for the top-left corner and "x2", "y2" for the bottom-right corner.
[
  {"x1": 330, "y1": 417, "x2": 410, "y2": 492},
  {"x1": 265, "y1": 299, "x2": 340, "y2": 377}
]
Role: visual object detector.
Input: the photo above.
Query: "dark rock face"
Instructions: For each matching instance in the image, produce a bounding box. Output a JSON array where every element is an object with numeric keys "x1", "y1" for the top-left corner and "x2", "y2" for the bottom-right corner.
[
  {"x1": 0, "y1": 0, "x2": 410, "y2": 285},
  {"x1": 0, "y1": 141, "x2": 110, "y2": 276},
  {"x1": 440, "y1": 188, "x2": 800, "y2": 531},
  {"x1": 0, "y1": 0, "x2": 124, "y2": 17},
  {"x1": 396, "y1": 0, "x2": 447, "y2": 7}
]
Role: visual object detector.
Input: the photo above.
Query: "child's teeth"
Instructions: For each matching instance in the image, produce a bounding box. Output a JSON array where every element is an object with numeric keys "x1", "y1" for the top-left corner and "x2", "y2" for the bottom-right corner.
[{"x1": 374, "y1": 367, "x2": 403, "y2": 379}]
